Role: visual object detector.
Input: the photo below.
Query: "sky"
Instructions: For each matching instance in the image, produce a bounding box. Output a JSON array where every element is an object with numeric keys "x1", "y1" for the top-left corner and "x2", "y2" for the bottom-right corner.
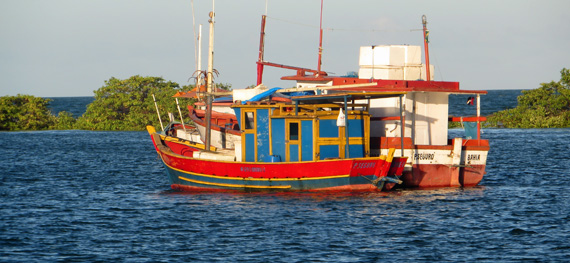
[{"x1": 1, "y1": 0, "x2": 569, "y2": 97}]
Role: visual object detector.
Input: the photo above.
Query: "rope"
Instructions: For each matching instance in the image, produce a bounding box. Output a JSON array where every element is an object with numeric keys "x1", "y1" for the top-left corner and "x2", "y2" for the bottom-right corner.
[
  {"x1": 265, "y1": 16, "x2": 416, "y2": 33},
  {"x1": 427, "y1": 42, "x2": 445, "y2": 81}
]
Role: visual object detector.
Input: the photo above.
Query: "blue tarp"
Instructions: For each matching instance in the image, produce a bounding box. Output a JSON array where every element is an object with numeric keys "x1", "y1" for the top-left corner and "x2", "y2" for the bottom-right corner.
[
  {"x1": 464, "y1": 122, "x2": 477, "y2": 139},
  {"x1": 214, "y1": 96, "x2": 233, "y2": 102},
  {"x1": 287, "y1": 91, "x2": 315, "y2": 97},
  {"x1": 242, "y1": 87, "x2": 282, "y2": 104}
]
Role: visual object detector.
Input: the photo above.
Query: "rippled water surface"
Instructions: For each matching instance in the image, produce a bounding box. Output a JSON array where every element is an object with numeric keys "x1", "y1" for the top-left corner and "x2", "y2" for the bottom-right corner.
[
  {"x1": 2, "y1": 129, "x2": 568, "y2": 262},
  {"x1": 2, "y1": 93, "x2": 569, "y2": 262}
]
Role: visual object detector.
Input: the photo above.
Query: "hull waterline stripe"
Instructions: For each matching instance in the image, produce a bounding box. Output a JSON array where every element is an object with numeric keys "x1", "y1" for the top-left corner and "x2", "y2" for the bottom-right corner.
[{"x1": 178, "y1": 176, "x2": 292, "y2": 189}]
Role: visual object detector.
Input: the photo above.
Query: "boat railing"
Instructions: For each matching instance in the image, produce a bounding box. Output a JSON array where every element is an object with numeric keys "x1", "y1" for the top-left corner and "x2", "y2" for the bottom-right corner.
[
  {"x1": 448, "y1": 116, "x2": 487, "y2": 141},
  {"x1": 276, "y1": 102, "x2": 370, "y2": 116}
]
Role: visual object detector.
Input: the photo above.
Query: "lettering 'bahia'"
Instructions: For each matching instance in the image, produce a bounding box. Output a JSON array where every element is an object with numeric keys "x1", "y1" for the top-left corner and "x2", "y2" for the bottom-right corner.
[{"x1": 468, "y1": 154, "x2": 481, "y2": 161}]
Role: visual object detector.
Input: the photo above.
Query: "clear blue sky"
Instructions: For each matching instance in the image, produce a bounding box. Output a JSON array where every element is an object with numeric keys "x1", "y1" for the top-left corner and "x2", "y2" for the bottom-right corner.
[{"x1": 1, "y1": 0, "x2": 569, "y2": 97}]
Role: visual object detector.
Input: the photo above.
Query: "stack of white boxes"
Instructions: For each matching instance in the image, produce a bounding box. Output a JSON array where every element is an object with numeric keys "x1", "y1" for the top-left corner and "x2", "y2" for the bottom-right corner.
[{"x1": 358, "y1": 45, "x2": 434, "y2": 81}]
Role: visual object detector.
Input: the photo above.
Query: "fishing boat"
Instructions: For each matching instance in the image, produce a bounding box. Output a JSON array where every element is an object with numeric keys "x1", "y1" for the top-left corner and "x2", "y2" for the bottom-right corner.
[
  {"x1": 147, "y1": 5, "x2": 489, "y2": 191},
  {"x1": 147, "y1": 91, "x2": 408, "y2": 191}
]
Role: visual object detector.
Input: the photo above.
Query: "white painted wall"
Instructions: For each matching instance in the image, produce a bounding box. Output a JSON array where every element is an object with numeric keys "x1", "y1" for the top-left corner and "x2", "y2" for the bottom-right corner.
[
  {"x1": 369, "y1": 92, "x2": 449, "y2": 146},
  {"x1": 405, "y1": 92, "x2": 449, "y2": 145}
]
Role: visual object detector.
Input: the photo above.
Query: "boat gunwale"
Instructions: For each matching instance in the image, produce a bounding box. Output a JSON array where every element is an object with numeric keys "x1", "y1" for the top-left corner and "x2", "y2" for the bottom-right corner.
[{"x1": 155, "y1": 133, "x2": 388, "y2": 165}]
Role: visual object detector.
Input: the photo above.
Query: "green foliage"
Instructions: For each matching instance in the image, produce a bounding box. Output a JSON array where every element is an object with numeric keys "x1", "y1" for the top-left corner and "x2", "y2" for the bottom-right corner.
[
  {"x1": 75, "y1": 75, "x2": 195, "y2": 131},
  {"x1": 216, "y1": 83, "x2": 233, "y2": 91},
  {"x1": 53, "y1": 111, "x2": 77, "y2": 130},
  {"x1": 486, "y1": 68, "x2": 570, "y2": 128},
  {"x1": 0, "y1": 95, "x2": 57, "y2": 131}
]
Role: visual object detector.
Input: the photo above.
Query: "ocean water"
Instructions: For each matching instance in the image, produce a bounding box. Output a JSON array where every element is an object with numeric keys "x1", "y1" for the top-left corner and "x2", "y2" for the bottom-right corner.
[
  {"x1": 1, "y1": 91, "x2": 568, "y2": 262},
  {"x1": 46, "y1": 96, "x2": 94, "y2": 118},
  {"x1": 449, "y1": 89, "x2": 523, "y2": 117},
  {"x1": 43, "y1": 89, "x2": 522, "y2": 120},
  {"x1": 1, "y1": 129, "x2": 568, "y2": 262}
]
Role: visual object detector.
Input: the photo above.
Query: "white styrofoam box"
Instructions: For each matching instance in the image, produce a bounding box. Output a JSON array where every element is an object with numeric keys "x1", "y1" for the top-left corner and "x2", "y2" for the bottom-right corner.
[
  {"x1": 359, "y1": 67, "x2": 403, "y2": 80},
  {"x1": 404, "y1": 66, "x2": 423, "y2": 81},
  {"x1": 232, "y1": 86, "x2": 268, "y2": 102},
  {"x1": 359, "y1": 45, "x2": 422, "y2": 66},
  {"x1": 358, "y1": 64, "x2": 434, "y2": 80}
]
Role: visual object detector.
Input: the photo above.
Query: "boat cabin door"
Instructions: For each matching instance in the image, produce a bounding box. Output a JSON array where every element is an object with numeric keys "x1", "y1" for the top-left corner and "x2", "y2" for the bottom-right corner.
[
  {"x1": 285, "y1": 119, "x2": 313, "y2": 162},
  {"x1": 285, "y1": 120, "x2": 300, "y2": 162},
  {"x1": 241, "y1": 110, "x2": 256, "y2": 162}
]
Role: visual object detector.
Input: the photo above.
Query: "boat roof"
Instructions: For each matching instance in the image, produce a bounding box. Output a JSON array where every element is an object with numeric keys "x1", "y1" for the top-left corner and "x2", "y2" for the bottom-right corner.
[
  {"x1": 291, "y1": 91, "x2": 407, "y2": 104},
  {"x1": 283, "y1": 75, "x2": 488, "y2": 95}
]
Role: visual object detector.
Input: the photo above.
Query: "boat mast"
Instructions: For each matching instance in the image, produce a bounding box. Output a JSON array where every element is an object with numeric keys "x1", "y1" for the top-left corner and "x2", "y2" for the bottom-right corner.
[
  {"x1": 205, "y1": 1, "x2": 215, "y2": 151},
  {"x1": 317, "y1": 0, "x2": 324, "y2": 74},
  {"x1": 422, "y1": 15, "x2": 431, "y2": 81},
  {"x1": 256, "y1": 15, "x2": 267, "y2": 86}
]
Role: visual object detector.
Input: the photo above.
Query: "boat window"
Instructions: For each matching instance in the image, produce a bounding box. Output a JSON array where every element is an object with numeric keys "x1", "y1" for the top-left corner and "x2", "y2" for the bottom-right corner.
[
  {"x1": 244, "y1": 112, "x2": 254, "y2": 130},
  {"x1": 289, "y1": 122, "x2": 299, "y2": 141}
]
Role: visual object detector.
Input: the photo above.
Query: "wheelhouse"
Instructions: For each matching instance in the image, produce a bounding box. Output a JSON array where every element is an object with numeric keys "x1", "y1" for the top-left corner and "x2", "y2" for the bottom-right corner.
[{"x1": 232, "y1": 92, "x2": 406, "y2": 163}]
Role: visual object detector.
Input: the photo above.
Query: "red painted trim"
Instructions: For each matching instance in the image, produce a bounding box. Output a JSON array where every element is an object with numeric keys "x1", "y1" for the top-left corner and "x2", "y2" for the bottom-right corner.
[
  {"x1": 279, "y1": 76, "x2": 487, "y2": 94},
  {"x1": 448, "y1": 116, "x2": 487, "y2": 122},
  {"x1": 461, "y1": 139, "x2": 489, "y2": 147},
  {"x1": 164, "y1": 140, "x2": 199, "y2": 157}
]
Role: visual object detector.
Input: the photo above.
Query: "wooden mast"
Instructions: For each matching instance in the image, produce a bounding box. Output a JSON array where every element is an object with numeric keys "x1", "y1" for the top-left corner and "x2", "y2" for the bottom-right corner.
[
  {"x1": 205, "y1": 2, "x2": 215, "y2": 151},
  {"x1": 256, "y1": 15, "x2": 267, "y2": 86},
  {"x1": 317, "y1": 0, "x2": 324, "y2": 75}
]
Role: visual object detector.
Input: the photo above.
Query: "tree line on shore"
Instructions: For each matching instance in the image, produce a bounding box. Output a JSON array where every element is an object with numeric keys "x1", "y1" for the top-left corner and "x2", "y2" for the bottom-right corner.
[
  {"x1": 1, "y1": 76, "x2": 193, "y2": 131},
  {"x1": 1, "y1": 69, "x2": 569, "y2": 131}
]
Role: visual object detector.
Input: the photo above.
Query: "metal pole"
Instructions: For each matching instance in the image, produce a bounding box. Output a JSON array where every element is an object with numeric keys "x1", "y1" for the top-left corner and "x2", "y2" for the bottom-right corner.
[
  {"x1": 205, "y1": 4, "x2": 215, "y2": 151},
  {"x1": 317, "y1": 0, "x2": 324, "y2": 74},
  {"x1": 422, "y1": 15, "x2": 431, "y2": 82},
  {"x1": 399, "y1": 95, "x2": 405, "y2": 157},
  {"x1": 344, "y1": 95, "x2": 349, "y2": 158},
  {"x1": 477, "y1": 94, "x2": 481, "y2": 145},
  {"x1": 152, "y1": 94, "x2": 164, "y2": 131},
  {"x1": 256, "y1": 15, "x2": 267, "y2": 85}
]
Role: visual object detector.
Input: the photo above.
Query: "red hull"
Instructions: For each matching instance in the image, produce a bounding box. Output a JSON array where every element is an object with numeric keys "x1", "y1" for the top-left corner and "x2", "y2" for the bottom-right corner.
[
  {"x1": 400, "y1": 164, "x2": 486, "y2": 188},
  {"x1": 379, "y1": 137, "x2": 489, "y2": 188},
  {"x1": 148, "y1": 129, "x2": 406, "y2": 191}
]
